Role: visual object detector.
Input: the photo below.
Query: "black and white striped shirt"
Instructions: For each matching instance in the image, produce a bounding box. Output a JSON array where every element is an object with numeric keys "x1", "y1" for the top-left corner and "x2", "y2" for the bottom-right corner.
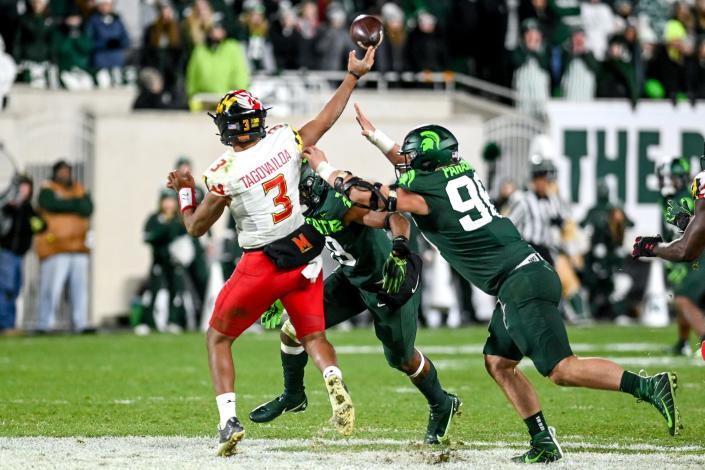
[{"x1": 506, "y1": 190, "x2": 569, "y2": 250}]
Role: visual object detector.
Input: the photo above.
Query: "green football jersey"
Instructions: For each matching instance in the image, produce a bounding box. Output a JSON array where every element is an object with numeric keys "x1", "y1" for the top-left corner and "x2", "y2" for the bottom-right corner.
[
  {"x1": 397, "y1": 160, "x2": 535, "y2": 296},
  {"x1": 305, "y1": 190, "x2": 389, "y2": 291}
]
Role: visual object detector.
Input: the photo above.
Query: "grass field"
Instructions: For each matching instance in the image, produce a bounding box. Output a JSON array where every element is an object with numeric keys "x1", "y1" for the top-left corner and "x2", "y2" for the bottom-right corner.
[{"x1": 1, "y1": 325, "x2": 704, "y2": 468}]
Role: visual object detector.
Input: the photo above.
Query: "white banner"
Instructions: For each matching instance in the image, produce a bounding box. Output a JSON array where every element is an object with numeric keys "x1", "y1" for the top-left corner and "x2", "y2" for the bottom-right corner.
[{"x1": 547, "y1": 100, "x2": 705, "y2": 240}]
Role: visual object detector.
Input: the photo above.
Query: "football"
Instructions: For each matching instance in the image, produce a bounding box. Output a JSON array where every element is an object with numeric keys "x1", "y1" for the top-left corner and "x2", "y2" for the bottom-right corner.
[{"x1": 350, "y1": 14, "x2": 384, "y2": 49}]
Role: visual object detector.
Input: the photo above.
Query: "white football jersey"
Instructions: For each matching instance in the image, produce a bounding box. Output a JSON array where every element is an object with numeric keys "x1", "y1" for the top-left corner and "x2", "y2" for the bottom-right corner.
[{"x1": 203, "y1": 124, "x2": 305, "y2": 249}]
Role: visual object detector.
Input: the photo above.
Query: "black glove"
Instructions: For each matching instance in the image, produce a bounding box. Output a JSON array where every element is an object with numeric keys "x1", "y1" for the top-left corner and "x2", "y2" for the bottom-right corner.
[
  {"x1": 632, "y1": 235, "x2": 663, "y2": 260},
  {"x1": 391, "y1": 235, "x2": 410, "y2": 258},
  {"x1": 550, "y1": 215, "x2": 564, "y2": 227},
  {"x1": 377, "y1": 252, "x2": 422, "y2": 310}
]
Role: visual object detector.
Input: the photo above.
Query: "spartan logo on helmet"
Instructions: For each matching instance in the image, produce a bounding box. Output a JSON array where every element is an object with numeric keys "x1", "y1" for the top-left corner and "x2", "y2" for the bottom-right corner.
[
  {"x1": 399, "y1": 125, "x2": 459, "y2": 172},
  {"x1": 419, "y1": 130, "x2": 440, "y2": 152}
]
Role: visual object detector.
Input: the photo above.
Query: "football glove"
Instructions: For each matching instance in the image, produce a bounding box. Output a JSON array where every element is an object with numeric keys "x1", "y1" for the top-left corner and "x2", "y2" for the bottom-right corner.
[
  {"x1": 665, "y1": 197, "x2": 694, "y2": 232},
  {"x1": 377, "y1": 252, "x2": 422, "y2": 310},
  {"x1": 632, "y1": 235, "x2": 663, "y2": 260},
  {"x1": 261, "y1": 300, "x2": 284, "y2": 329},
  {"x1": 381, "y1": 236, "x2": 411, "y2": 294},
  {"x1": 382, "y1": 254, "x2": 407, "y2": 294}
]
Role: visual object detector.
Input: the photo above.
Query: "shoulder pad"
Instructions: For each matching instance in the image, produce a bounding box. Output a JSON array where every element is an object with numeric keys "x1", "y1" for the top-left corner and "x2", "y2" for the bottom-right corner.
[{"x1": 202, "y1": 154, "x2": 236, "y2": 197}]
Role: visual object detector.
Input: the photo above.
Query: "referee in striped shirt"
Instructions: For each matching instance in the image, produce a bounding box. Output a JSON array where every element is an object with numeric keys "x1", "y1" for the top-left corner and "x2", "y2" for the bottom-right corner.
[
  {"x1": 506, "y1": 157, "x2": 566, "y2": 265},
  {"x1": 506, "y1": 157, "x2": 589, "y2": 321}
]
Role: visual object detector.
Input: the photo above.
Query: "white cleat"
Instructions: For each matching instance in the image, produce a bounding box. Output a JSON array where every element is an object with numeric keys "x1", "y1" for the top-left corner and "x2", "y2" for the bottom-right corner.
[{"x1": 325, "y1": 375, "x2": 355, "y2": 436}]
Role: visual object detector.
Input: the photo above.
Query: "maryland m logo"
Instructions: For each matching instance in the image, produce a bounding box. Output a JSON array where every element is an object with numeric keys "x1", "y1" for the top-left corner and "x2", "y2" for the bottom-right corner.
[{"x1": 292, "y1": 233, "x2": 313, "y2": 253}]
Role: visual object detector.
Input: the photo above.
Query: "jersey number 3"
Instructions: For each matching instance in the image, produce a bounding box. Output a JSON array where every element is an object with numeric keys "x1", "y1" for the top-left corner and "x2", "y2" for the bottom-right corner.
[
  {"x1": 262, "y1": 174, "x2": 293, "y2": 224},
  {"x1": 445, "y1": 175, "x2": 497, "y2": 231}
]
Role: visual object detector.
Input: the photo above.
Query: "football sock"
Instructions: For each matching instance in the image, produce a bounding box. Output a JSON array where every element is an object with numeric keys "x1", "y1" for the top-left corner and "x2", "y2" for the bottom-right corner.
[
  {"x1": 524, "y1": 411, "x2": 548, "y2": 438},
  {"x1": 675, "y1": 338, "x2": 687, "y2": 350},
  {"x1": 323, "y1": 365, "x2": 343, "y2": 380},
  {"x1": 413, "y1": 360, "x2": 447, "y2": 409},
  {"x1": 568, "y1": 293, "x2": 586, "y2": 318},
  {"x1": 280, "y1": 344, "x2": 308, "y2": 395},
  {"x1": 215, "y1": 392, "x2": 236, "y2": 429},
  {"x1": 619, "y1": 370, "x2": 645, "y2": 398}
]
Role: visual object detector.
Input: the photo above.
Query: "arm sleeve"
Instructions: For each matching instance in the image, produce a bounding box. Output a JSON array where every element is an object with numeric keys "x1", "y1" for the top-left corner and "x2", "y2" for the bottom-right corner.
[{"x1": 38, "y1": 187, "x2": 84, "y2": 213}]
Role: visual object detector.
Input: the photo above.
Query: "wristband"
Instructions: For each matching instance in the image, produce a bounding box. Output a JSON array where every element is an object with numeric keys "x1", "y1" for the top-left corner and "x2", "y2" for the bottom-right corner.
[
  {"x1": 348, "y1": 70, "x2": 361, "y2": 80},
  {"x1": 178, "y1": 187, "x2": 197, "y2": 213},
  {"x1": 366, "y1": 129, "x2": 396, "y2": 154},
  {"x1": 315, "y1": 161, "x2": 339, "y2": 183},
  {"x1": 391, "y1": 236, "x2": 411, "y2": 258}
]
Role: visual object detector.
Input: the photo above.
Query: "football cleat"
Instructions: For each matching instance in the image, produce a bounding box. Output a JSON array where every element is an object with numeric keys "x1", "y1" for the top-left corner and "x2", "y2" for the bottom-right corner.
[
  {"x1": 424, "y1": 393, "x2": 462, "y2": 444},
  {"x1": 670, "y1": 340, "x2": 692, "y2": 357},
  {"x1": 325, "y1": 374, "x2": 354, "y2": 436},
  {"x1": 638, "y1": 371, "x2": 682, "y2": 436},
  {"x1": 511, "y1": 426, "x2": 564, "y2": 464},
  {"x1": 217, "y1": 417, "x2": 245, "y2": 457},
  {"x1": 248, "y1": 392, "x2": 308, "y2": 423}
]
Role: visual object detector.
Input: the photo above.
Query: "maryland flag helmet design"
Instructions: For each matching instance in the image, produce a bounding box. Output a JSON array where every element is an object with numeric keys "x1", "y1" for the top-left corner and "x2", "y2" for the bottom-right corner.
[{"x1": 210, "y1": 90, "x2": 268, "y2": 146}]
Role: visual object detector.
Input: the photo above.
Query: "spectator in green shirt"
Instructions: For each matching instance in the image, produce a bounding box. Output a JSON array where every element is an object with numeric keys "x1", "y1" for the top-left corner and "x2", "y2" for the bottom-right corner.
[{"x1": 185, "y1": 25, "x2": 250, "y2": 110}]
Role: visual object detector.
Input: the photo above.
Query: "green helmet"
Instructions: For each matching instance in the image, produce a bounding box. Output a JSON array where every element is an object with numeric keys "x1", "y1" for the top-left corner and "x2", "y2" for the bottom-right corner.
[
  {"x1": 670, "y1": 157, "x2": 691, "y2": 191},
  {"x1": 299, "y1": 165, "x2": 328, "y2": 217},
  {"x1": 398, "y1": 124, "x2": 459, "y2": 172}
]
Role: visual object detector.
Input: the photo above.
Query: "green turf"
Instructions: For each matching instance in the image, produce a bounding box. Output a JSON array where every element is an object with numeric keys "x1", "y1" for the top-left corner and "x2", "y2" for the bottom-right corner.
[{"x1": 0, "y1": 325, "x2": 703, "y2": 452}]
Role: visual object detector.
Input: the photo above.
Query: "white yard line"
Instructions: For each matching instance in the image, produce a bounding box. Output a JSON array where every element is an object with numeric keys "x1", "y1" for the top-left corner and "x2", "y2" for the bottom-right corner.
[
  {"x1": 335, "y1": 343, "x2": 670, "y2": 356},
  {"x1": 1, "y1": 437, "x2": 703, "y2": 470}
]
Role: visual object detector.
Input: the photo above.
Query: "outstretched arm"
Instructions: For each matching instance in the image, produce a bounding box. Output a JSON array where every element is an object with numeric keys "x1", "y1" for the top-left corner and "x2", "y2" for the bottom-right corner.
[
  {"x1": 167, "y1": 170, "x2": 230, "y2": 237},
  {"x1": 345, "y1": 207, "x2": 411, "y2": 239},
  {"x1": 653, "y1": 200, "x2": 705, "y2": 262},
  {"x1": 353, "y1": 103, "x2": 405, "y2": 167},
  {"x1": 298, "y1": 48, "x2": 375, "y2": 147},
  {"x1": 303, "y1": 146, "x2": 429, "y2": 215}
]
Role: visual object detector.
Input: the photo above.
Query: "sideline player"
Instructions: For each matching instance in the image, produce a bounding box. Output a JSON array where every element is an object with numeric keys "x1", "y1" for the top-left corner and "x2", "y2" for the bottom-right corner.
[
  {"x1": 166, "y1": 47, "x2": 375, "y2": 456},
  {"x1": 249, "y1": 167, "x2": 461, "y2": 444},
  {"x1": 634, "y1": 156, "x2": 705, "y2": 357},
  {"x1": 302, "y1": 107, "x2": 681, "y2": 463}
]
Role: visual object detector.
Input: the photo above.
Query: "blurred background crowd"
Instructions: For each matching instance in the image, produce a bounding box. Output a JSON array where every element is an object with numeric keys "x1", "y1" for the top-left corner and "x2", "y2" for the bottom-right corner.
[
  {"x1": 3, "y1": 0, "x2": 705, "y2": 111},
  {"x1": 2, "y1": 0, "x2": 705, "y2": 358}
]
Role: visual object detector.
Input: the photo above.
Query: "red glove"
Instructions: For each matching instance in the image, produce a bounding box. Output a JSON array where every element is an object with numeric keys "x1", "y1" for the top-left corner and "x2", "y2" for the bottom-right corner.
[{"x1": 632, "y1": 235, "x2": 663, "y2": 260}]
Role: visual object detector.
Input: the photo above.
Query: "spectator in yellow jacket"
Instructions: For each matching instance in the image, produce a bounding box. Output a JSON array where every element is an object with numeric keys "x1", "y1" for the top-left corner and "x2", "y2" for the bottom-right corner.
[{"x1": 35, "y1": 160, "x2": 92, "y2": 333}]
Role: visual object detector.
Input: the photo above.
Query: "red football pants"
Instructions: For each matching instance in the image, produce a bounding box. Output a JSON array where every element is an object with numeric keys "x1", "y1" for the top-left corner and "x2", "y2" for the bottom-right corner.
[{"x1": 209, "y1": 251, "x2": 324, "y2": 340}]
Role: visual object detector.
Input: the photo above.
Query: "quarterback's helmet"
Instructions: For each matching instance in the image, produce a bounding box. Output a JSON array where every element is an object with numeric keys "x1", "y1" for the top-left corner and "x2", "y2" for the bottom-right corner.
[
  {"x1": 299, "y1": 165, "x2": 329, "y2": 217},
  {"x1": 398, "y1": 124, "x2": 459, "y2": 172},
  {"x1": 210, "y1": 90, "x2": 268, "y2": 146}
]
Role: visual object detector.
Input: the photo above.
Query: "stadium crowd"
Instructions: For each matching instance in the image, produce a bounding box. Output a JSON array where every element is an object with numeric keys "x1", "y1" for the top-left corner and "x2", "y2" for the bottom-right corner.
[{"x1": 2, "y1": 0, "x2": 705, "y2": 111}]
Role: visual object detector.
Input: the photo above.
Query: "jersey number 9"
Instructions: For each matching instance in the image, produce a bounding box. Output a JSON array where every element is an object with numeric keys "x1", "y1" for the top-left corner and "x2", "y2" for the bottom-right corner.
[{"x1": 445, "y1": 175, "x2": 497, "y2": 231}]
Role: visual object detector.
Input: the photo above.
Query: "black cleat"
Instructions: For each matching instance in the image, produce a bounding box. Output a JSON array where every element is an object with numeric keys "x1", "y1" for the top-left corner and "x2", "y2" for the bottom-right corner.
[
  {"x1": 248, "y1": 392, "x2": 308, "y2": 423},
  {"x1": 424, "y1": 393, "x2": 462, "y2": 444}
]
